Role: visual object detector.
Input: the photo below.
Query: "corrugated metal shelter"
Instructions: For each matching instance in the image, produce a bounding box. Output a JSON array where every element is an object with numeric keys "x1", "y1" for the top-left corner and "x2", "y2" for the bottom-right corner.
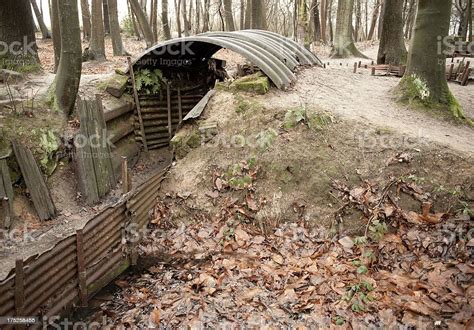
[{"x1": 130, "y1": 30, "x2": 323, "y2": 89}]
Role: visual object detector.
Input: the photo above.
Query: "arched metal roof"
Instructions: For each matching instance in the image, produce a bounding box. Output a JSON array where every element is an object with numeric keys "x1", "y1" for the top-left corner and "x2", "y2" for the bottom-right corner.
[{"x1": 130, "y1": 30, "x2": 323, "y2": 90}]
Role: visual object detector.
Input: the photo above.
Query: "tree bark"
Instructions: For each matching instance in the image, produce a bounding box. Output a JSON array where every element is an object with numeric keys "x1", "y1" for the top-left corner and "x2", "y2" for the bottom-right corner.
[
  {"x1": 297, "y1": 0, "x2": 309, "y2": 47},
  {"x1": 398, "y1": 0, "x2": 464, "y2": 119},
  {"x1": 330, "y1": 0, "x2": 367, "y2": 58},
  {"x1": 223, "y1": 0, "x2": 236, "y2": 31},
  {"x1": 162, "y1": 0, "x2": 172, "y2": 39},
  {"x1": 404, "y1": 0, "x2": 416, "y2": 39},
  {"x1": 202, "y1": 0, "x2": 211, "y2": 32},
  {"x1": 377, "y1": 0, "x2": 407, "y2": 64},
  {"x1": 320, "y1": 0, "x2": 327, "y2": 42},
  {"x1": 0, "y1": 0, "x2": 39, "y2": 71},
  {"x1": 456, "y1": 0, "x2": 470, "y2": 40},
  {"x1": 181, "y1": 0, "x2": 191, "y2": 36},
  {"x1": 88, "y1": 0, "x2": 106, "y2": 61},
  {"x1": 244, "y1": 0, "x2": 252, "y2": 29},
  {"x1": 240, "y1": 0, "x2": 245, "y2": 29},
  {"x1": 174, "y1": 0, "x2": 182, "y2": 37},
  {"x1": 51, "y1": 0, "x2": 61, "y2": 71},
  {"x1": 251, "y1": 0, "x2": 265, "y2": 29},
  {"x1": 103, "y1": 0, "x2": 110, "y2": 35},
  {"x1": 311, "y1": 0, "x2": 321, "y2": 42},
  {"x1": 30, "y1": 0, "x2": 51, "y2": 39},
  {"x1": 108, "y1": 0, "x2": 128, "y2": 56},
  {"x1": 80, "y1": 0, "x2": 92, "y2": 40},
  {"x1": 129, "y1": 0, "x2": 155, "y2": 47},
  {"x1": 51, "y1": 0, "x2": 82, "y2": 117},
  {"x1": 367, "y1": 0, "x2": 380, "y2": 40}
]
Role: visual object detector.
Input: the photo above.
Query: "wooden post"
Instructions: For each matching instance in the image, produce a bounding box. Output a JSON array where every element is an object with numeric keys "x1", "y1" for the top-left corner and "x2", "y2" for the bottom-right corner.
[
  {"x1": 461, "y1": 68, "x2": 471, "y2": 86},
  {"x1": 358, "y1": 61, "x2": 361, "y2": 68},
  {"x1": 127, "y1": 57, "x2": 148, "y2": 153},
  {"x1": 447, "y1": 64, "x2": 455, "y2": 81},
  {"x1": 371, "y1": 60, "x2": 374, "y2": 65},
  {"x1": 178, "y1": 87, "x2": 183, "y2": 125},
  {"x1": 371, "y1": 67, "x2": 376, "y2": 76},
  {"x1": 0, "y1": 156, "x2": 13, "y2": 229},
  {"x1": 121, "y1": 157, "x2": 130, "y2": 194},
  {"x1": 353, "y1": 62, "x2": 357, "y2": 73},
  {"x1": 399, "y1": 65, "x2": 406, "y2": 77},
  {"x1": 166, "y1": 83, "x2": 172, "y2": 139},
  {"x1": 76, "y1": 229, "x2": 87, "y2": 307},
  {"x1": 12, "y1": 141, "x2": 56, "y2": 220},
  {"x1": 2, "y1": 198, "x2": 10, "y2": 229},
  {"x1": 15, "y1": 259, "x2": 25, "y2": 317}
]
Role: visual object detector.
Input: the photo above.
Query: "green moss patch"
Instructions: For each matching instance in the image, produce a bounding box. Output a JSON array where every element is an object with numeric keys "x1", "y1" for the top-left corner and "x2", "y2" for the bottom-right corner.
[{"x1": 230, "y1": 72, "x2": 270, "y2": 95}]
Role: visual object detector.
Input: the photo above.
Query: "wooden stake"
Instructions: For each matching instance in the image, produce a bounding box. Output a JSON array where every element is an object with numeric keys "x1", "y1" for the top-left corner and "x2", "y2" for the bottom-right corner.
[
  {"x1": 178, "y1": 87, "x2": 183, "y2": 125},
  {"x1": 461, "y1": 68, "x2": 471, "y2": 86},
  {"x1": 353, "y1": 62, "x2": 357, "y2": 73},
  {"x1": 371, "y1": 67, "x2": 376, "y2": 76},
  {"x1": 2, "y1": 197, "x2": 10, "y2": 229},
  {"x1": 121, "y1": 157, "x2": 130, "y2": 194},
  {"x1": 447, "y1": 64, "x2": 455, "y2": 81},
  {"x1": 127, "y1": 57, "x2": 148, "y2": 153},
  {"x1": 358, "y1": 61, "x2": 361, "y2": 68}
]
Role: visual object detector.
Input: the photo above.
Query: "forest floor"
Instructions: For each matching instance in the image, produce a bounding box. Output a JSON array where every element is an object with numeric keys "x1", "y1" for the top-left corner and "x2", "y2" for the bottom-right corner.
[
  {"x1": 1, "y1": 37, "x2": 473, "y2": 327},
  {"x1": 78, "y1": 41, "x2": 471, "y2": 327}
]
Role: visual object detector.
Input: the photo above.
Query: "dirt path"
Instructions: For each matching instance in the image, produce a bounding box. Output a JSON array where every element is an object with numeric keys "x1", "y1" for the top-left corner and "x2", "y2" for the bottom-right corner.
[{"x1": 271, "y1": 62, "x2": 474, "y2": 155}]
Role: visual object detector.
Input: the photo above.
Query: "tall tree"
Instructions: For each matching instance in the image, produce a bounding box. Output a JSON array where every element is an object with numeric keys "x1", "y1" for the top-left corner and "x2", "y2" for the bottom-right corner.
[
  {"x1": 51, "y1": 0, "x2": 82, "y2": 116},
  {"x1": 162, "y1": 0, "x2": 172, "y2": 39},
  {"x1": 296, "y1": 0, "x2": 309, "y2": 47},
  {"x1": 377, "y1": 0, "x2": 407, "y2": 64},
  {"x1": 0, "y1": 0, "x2": 39, "y2": 71},
  {"x1": 244, "y1": 0, "x2": 252, "y2": 29},
  {"x1": 181, "y1": 0, "x2": 191, "y2": 36},
  {"x1": 108, "y1": 0, "x2": 128, "y2": 56},
  {"x1": 30, "y1": 0, "x2": 51, "y2": 39},
  {"x1": 397, "y1": 0, "x2": 464, "y2": 119},
  {"x1": 80, "y1": 0, "x2": 92, "y2": 40},
  {"x1": 129, "y1": 0, "x2": 155, "y2": 47},
  {"x1": 103, "y1": 0, "x2": 111, "y2": 35},
  {"x1": 367, "y1": 0, "x2": 380, "y2": 40},
  {"x1": 251, "y1": 0, "x2": 266, "y2": 29},
  {"x1": 404, "y1": 0, "x2": 416, "y2": 40},
  {"x1": 311, "y1": 0, "x2": 321, "y2": 42},
  {"x1": 455, "y1": 0, "x2": 470, "y2": 40},
  {"x1": 320, "y1": 0, "x2": 328, "y2": 42},
  {"x1": 223, "y1": 0, "x2": 236, "y2": 31},
  {"x1": 88, "y1": 0, "x2": 106, "y2": 61},
  {"x1": 174, "y1": 0, "x2": 182, "y2": 37},
  {"x1": 240, "y1": 0, "x2": 245, "y2": 29},
  {"x1": 330, "y1": 0, "x2": 367, "y2": 58}
]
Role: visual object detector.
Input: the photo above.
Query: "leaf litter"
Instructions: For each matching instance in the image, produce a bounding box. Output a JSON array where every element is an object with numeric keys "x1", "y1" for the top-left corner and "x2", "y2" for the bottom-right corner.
[{"x1": 90, "y1": 172, "x2": 472, "y2": 329}]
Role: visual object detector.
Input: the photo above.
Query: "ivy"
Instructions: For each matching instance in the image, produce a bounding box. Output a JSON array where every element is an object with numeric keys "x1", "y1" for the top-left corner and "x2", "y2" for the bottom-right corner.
[{"x1": 135, "y1": 68, "x2": 164, "y2": 95}]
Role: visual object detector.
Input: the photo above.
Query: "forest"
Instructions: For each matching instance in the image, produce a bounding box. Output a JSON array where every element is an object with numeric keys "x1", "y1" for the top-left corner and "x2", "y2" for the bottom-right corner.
[{"x1": 0, "y1": 0, "x2": 473, "y2": 328}]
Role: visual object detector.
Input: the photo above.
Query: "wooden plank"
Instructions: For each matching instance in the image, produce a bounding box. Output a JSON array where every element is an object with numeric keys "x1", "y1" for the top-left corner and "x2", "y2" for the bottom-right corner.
[
  {"x1": 96, "y1": 95, "x2": 117, "y2": 186},
  {"x1": 12, "y1": 140, "x2": 56, "y2": 220},
  {"x1": 447, "y1": 64, "x2": 455, "y2": 80},
  {"x1": 183, "y1": 90, "x2": 216, "y2": 121},
  {"x1": 178, "y1": 87, "x2": 183, "y2": 125},
  {"x1": 0, "y1": 158, "x2": 14, "y2": 228},
  {"x1": 127, "y1": 57, "x2": 148, "y2": 152},
  {"x1": 121, "y1": 157, "x2": 130, "y2": 194},
  {"x1": 461, "y1": 68, "x2": 471, "y2": 86},
  {"x1": 76, "y1": 229, "x2": 87, "y2": 307},
  {"x1": 75, "y1": 98, "x2": 100, "y2": 204}
]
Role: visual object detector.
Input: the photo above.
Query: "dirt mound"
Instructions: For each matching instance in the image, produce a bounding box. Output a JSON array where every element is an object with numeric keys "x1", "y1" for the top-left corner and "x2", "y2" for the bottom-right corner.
[{"x1": 158, "y1": 90, "x2": 472, "y2": 234}]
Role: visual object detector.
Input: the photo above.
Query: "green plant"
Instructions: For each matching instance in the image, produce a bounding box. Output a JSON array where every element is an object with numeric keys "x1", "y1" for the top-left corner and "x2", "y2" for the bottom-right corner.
[
  {"x1": 120, "y1": 15, "x2": 135, "y2": 36},
  {"x1": 256, "y1": 128, "x2": 278, "y2": 151},
  {"x1": 135, "y1": 69, "x2": 164, "y2": 95},
  {"x1": 369, "y1": 220, "x2": 387, "y2": 241}
]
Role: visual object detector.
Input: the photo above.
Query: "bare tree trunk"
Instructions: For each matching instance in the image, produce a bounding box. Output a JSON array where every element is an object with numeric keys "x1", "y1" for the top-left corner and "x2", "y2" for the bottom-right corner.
[
  {"x1": 223, "y1": 0, "x2": 236, "y2": 31},
  {"x1": 377, "y1": 0, "x2": 384, "y2": 39},
  {"x1": 296, "y1": 0, "x2": 309, "y2": 47},
  {"x1": 331, "y1": 0, "x2": 367, "y2": 58},
  {"x1": 175, "y1": 0, "x2": 182, "y2": 37},
  {"x1": 202, "y1": 0, "x2": 210, "y2": 32},
  {"x1": 328, "y1": 0, "x2": 334, "y2": 42},
  {"x1": 129, "y1": 0, "x2": 155, "y2": 47},
  {"x1": 196, "y1": 0, "x2": 201, "y2": 33},
  {"x1": 320, "y1": 0, "x2": 327, "y2": 42},
  {"x1": 108, "y1": 0, "x2": 128, "y2": 56},
  {"x1": 103, "y1": 0, "x2": 110, "y2": 34},
  {"x1": 244, "y1": 0, "x2": 252, "y2": 29},
  {"x1": 162, "y1": 0, "x2": 172, "y2": 39},
  {"x1": 80, "y1": 0, "x2": 91, "y2": 40},
  {"x1": 181, "y1": 0, "x2": 191, "y2": 36},
  {"x1": 404, "y1": 0, "x2": 416, "y2": 39},
  {"x1": 367, "y1": 0, "x2": 380, "y2": 40},
  {"x1": 456, "y1": 0, "x2": 470, "y2": 40},
  {"x1": 51, "y1": 0, "x2": 61, "y2": 71},
  {"x1": 377, "y1": 0, "x2": 407, "y2": 64},
  {"x1": 398, "y1": 0, "x2": 463, "y2": 119},
  {"x1": 311, "y1": 0, "x2": 321, "y2": 42},
  {"x1": 30, "y1": 0, "x2": 51, "y2": 39},
  {"x1": 51, "y1": 0, "x2": 82, "y2": 117},
  {"x1": 129, "y1": 1, "x2": 142, "y2": 39},
  {"x1": 88, "y1": 0, "x2": 106, "y2": 61},
  {"x1": 240, "y1": 0, "x2": 245, "y2": 29},
  {"x1": 251, "y1": 0, "x2": 264, "y2": 29}
]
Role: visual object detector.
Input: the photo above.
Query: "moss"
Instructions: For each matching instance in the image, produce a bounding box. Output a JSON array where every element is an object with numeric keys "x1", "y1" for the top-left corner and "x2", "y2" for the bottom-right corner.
[
  {"x1": 256, "y1": 128, "x2": 278, "y2": 151},
  {"x1": 0, "y1": 54, "x2": 42, "y2": 74},
  {"x1": 284, "y1": 107, "x2": 333, "y2": 131},
  {"x1": 230, "y1": 72, "x2": 270, "y2": 95}
]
